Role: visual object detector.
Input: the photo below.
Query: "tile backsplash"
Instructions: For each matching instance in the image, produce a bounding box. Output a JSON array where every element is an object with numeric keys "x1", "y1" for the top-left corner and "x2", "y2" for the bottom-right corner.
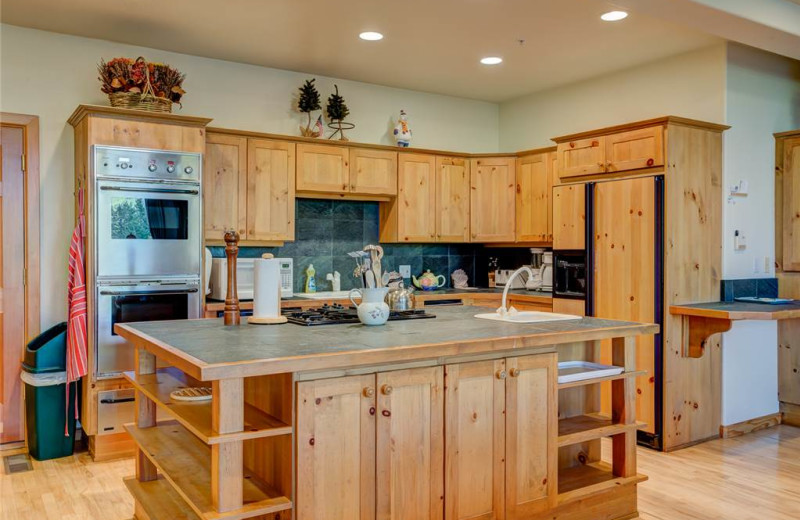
[{"x1": 209, "y1": 199, "x2": 499, "y2": 294}]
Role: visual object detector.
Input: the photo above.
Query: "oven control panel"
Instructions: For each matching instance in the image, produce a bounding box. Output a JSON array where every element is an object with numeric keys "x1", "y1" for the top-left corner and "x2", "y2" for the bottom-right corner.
[{"x1": 94, "y1": 145, "x2": 201, "y2": 183}]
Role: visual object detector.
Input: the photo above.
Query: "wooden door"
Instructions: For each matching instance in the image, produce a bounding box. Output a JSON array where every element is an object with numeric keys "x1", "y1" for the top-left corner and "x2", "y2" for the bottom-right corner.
[
  {"x1": 444, "y1": 360, "x2": 505, "y2": 520},
  {"x1": 552, "y1": 184, "x2": 585, "y2": 250},
  {"x1": 0, "y1": 126, "x2": 26, "y2": 444},
  {"x1": 296, "y1": 143, "x2": 350, "y2": 193},
  {"x1": 606, "y1": 127, "x2": 664, "y2": 173},
  {"x1": 556, "y1": 137, "x2": 605, "y2": 179},
  {"x1": 516, "y1": 153, "x2": 552, "y2": 243},
  {"x1": 783, "y1": 138, "x2": 800, "y2": 271},
  {"x1": 435, "y1": 157, "x2": 470, "y2": 242},
  {"x1": 204, "y1": 133, "x2": 247, "y2": 240},
  {"x1": 397, "y1": 154, "x2": 436, "y2": 242},
  {"x1": 505, "y1": 353, "x2": 557, "y2": 518},
  {"x1": 296, "y1": 375, "x2": 376, "y2": 520},
  {"x1": 376, "y1": 367, "x2": 444, "y2": 520},
  {"x1": 548, "y1": 153, "x2": 557, "y2": 238},
  {"x1": 350, "y1": 148, "x2": 397, "y2": 196},
  {"x1": 593, "y1": 177, "x2": 656, "y2": 433},
  {"x1": 470, "y1": 158, "x2": 516, "y2": 242},
  {"x1": 246, "y1": 139, "x2": 295, "y2": 241}
]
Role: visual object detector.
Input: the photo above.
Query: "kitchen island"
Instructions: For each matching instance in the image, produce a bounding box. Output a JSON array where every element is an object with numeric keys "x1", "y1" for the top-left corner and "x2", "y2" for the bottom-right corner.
[{"x1": 116, "y1": 306, "x2": 657, "y2": 520}]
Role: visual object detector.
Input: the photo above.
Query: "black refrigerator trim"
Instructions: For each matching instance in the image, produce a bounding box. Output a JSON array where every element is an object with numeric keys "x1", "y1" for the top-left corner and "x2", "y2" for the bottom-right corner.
[
  {"x1": 636, "y1": 175, "x2": 665, "y2": 451},
  {"x1": 584, "y1": 182, "x2": 595, "y2": 317}
]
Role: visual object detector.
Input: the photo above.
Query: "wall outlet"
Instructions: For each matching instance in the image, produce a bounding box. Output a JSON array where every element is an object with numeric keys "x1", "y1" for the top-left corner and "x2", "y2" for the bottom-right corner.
[
  {"x1": 734, "y1": 230, "x2": 746, "y2": 251},
  {"x1": 399, "y1": 264, "x2": 411, "y2": 278}
]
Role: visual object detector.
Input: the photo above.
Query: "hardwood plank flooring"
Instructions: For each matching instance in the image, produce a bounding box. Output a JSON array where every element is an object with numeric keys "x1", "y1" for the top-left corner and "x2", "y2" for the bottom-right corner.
[{"x1": 1, "y1": 426, "x2": 799, "y2": 519}]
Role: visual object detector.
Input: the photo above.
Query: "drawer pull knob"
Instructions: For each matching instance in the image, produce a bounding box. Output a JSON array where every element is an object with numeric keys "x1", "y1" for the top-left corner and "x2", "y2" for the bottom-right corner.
[
  {"x1": 382, "y1": 385, "x2": 393, "y2": 395},
  {"x1": 363, "y1": 387, "x2": 375, "y2": 398},
  {"x1": 496, "y1": 370, "x2": 507, "y2": 380},
  {"x1": 509, "y1": 368, "x2": 521, "y2": 377}
]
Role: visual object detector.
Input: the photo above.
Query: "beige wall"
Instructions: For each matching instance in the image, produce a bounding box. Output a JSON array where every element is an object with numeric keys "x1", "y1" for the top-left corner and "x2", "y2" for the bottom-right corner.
[
  {"x1": 0, "y1": 24, "x2": 499, "y2": 329},
  {"x1": 498, "y1": 44, "x2": 728, "y2": 151}
]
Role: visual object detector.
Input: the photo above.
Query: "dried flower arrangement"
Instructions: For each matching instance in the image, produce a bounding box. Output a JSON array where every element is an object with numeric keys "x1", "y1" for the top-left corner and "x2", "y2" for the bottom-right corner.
[{"x1": 97, "y1": 56, "x2": 186, "y2": 112}]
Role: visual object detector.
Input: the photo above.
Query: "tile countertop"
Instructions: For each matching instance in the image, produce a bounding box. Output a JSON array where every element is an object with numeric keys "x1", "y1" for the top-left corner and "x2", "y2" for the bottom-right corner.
[{"x1": 670, "y1": 300, "x2": 800, "y2": 320}]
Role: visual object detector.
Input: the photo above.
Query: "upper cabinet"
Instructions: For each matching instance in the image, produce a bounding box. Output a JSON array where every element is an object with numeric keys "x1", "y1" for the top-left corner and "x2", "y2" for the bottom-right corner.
[
  {"x1": 470, "y1": 157, "x2": 516, "y2": 242},
  {"x1": 296, "y1": 144, "x2": 397, "y2": 198},
  {"x1": 516, "y1": 151, "x2": 554, "y2": 243},
  {"x1": 552, "y1": 184, "x2": 585, "y2": 250},
  {"x1": 779, "y1": 133, "x2": 800, "y2": 271},
  {"x1": 395, "y1": 153, "x2": 437, "y2": 242},
  {"x1": 204, "y1": 132, "x2": 295, "y2": 244},
  {"x1": 296, "y1": 143, "x2": 350, "y2": 194},
  {"x1": 556, "y1": 124, "x2": 665, "y2": 181},
  {"x1": 436, "y1": 157, "x2": 470, "y2": 242}
]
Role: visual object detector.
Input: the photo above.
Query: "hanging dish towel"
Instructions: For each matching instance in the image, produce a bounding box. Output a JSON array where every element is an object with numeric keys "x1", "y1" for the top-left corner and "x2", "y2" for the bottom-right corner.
[{"x1": 66, "y1": 188, "x2": 88, "y2": 435}]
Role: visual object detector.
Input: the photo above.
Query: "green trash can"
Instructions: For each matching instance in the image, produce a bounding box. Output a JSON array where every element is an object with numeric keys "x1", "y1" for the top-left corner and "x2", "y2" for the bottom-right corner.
[{"x1": 21, "y1": 322, "x2": 79, "y2": 461}]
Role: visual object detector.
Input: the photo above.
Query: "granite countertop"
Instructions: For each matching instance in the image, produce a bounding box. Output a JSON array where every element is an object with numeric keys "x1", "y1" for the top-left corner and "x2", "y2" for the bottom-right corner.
[
  {"x1": 670, "y1": 300, "x2": 800, "y2": 320},
  {"x1": 117, "y1": 305, "x2": 655, "y2": 380}
]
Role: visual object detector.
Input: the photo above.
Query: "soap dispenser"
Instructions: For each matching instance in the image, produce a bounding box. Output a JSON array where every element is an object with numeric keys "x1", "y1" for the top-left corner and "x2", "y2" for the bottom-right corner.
[{"x1": 305, "y1": 264, "x2": 317, "y2": 293}]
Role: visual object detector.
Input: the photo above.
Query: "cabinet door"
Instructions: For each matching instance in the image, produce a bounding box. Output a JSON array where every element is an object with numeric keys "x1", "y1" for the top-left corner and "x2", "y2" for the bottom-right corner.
[
  {"x1": 516, "y1": 153, "x2": 552, "y2": 243},
  {"x1": 783, "y1": 138, "x2": 800, "y2": 271},
  {"x1": 470, "y1": 157, "x2": 516, "y2": 242},
  {"x1": 397, "y1": 154, "x2": 437, "y2": 242},
  {"x1": 350, "y1": 148, "x2": 398, "y2": 196},
  {"x1": 204, "y1": 133, "x2": 247, "y2": 240},
  {"x1": 552, "y1": 184, "x2": 585, "y2": 250},
  {"x1": 296, "y1": 143, "x2": 349, "y2": 193},
  {"x1": 296, "y1": 375, "x2": 376, "y2": 520},
  {"x1": 557, "y1": 137, "x2": 605, "y2": 179},
  {"x1": 505, "y1": 353, "x2": 557, "y2": 518},
  {"x1": 436, "y1": 157, "x2": 470, "y2": 242},
  {"x1": 593, "y1": 177, "x2": 656, "y2": 433},
  {"x1": 246, "y1": 139, "x2": 295, "y2": 241},
  {"x1": 606, "y1": 126, "x2": 664, "y2": 173},
  {"x1": 548, "y1": 153, "x2": 557, "y2": 239},
  {"x1": 376, "y1": 367, "x2": 444, "y2": 520},
  {"x1": 444, "y1": 360, "x2": 505, "y2": 520}
]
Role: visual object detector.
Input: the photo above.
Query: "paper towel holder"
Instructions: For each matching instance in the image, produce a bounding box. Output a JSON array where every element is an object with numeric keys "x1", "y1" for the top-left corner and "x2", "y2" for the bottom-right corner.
[{"x1": 248, "y1": 253, "x2": 289, "y2": 325}]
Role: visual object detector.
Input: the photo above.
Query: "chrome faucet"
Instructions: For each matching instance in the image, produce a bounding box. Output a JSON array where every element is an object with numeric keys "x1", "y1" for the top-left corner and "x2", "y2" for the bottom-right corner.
[{"x1": 498, "y1": 266, "x2": 534, "y2": 316}]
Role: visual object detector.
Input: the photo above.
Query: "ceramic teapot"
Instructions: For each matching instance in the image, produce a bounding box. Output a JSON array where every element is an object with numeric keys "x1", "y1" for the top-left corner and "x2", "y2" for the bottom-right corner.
[
  {"x1": 412, "y1": 270, "x2": 446, "y2": 291},
  {"x1": 349, "y1": 287, "x2": 390, "y2": 325}
]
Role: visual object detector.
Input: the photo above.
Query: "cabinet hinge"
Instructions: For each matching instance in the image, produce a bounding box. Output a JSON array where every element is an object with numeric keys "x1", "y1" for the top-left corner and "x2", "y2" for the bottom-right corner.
[{"x1": 21, "y1": 154, "x2": 26, "y2": 172}]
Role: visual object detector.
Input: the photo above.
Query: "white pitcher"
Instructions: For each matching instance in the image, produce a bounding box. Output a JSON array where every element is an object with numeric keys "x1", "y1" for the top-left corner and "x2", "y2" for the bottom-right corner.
[{"x1": 349, "y1": 287, "x2": 390, "y2": 326}]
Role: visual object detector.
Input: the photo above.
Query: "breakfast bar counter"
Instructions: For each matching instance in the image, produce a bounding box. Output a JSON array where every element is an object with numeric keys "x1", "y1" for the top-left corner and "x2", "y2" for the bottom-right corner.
[{"x1": 116, "y1": 306, "x2": 657, "y2": 520}]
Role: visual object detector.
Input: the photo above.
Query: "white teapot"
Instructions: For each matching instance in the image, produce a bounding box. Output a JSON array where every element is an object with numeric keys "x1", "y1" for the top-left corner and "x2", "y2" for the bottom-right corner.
[{"x1": 349, "y1": 287, "x2": 390, "y2": 325}]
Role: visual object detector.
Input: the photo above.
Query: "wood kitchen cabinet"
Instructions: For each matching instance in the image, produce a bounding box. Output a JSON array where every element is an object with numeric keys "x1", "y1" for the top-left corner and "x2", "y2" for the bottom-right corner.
[
  {"x1": 470, "y1": 157, "x2": 516, "y2": 242},
  {"x1": 296, "y1": 143, "x2": 350, "y2": 194},
  {"x1": 296, "y1": 375, "x2": 376, "y2": 520},
  {"x1": 396, "y1": 153, "x2": 437, "y2": 242},
  {"x1": 204, "y1": 133, "x2": 295, "y2": 244},
  {"x1": 557, "y1": 137, "x2": 605, "y2": 179},
  {"x1": 779, "y1": 135, "x2": 800, "y2": 271},
  {"x1": 377, "y1": 367, "x2": 444, "y2": 520},
  {"x1": 436, "y1": 156, "x2": 471, "y2": 242},
  {"x1": 552, "y1": 183, "x2": 586, "y2": 250},
  {"x1": 350, "y1": 148, "x2": 398, "y2": 196},
  {"x1": 516, "y1": 150, "x2": 554, "y2": 243}
]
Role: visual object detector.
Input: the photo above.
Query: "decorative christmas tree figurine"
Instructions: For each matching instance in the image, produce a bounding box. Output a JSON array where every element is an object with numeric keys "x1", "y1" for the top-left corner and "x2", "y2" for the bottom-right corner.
[
  {"x1": 326, "y1": 84, "x2": 354, "y2": 141},
  {"x1": 297, "y1": 78, "x2": 322, "y2": 137},
  {"x1": 393, "y1": 109, "x2": 412, "y2": 147}
]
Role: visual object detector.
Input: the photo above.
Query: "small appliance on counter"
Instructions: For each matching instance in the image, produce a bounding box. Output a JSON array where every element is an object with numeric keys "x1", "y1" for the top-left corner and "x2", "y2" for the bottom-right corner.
[
  {"x1": 495, "y1": 269, "x2": 528, "y2": 289},
  {"x1": 210, "y1": 257, "x2": 293, "y2": 300},
  {"x1": 524, "y1": 248, "x2": 553, "y2": 292}
]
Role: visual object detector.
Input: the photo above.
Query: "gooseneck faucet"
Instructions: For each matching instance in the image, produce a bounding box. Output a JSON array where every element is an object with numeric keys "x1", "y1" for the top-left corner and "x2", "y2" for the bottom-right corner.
[{"x1": 497, "y1": 266, "x2": 535, "y2": 316}]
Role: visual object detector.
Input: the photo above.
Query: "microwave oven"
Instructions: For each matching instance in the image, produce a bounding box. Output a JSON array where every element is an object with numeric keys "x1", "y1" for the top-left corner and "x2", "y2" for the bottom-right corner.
[{"x1": 209, "y1": 257, "x2": 293, "y2": 300}]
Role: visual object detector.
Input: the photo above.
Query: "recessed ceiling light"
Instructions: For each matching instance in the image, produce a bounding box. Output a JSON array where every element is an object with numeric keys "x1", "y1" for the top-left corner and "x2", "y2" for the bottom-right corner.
[
  {"x1": 601, "y1": 10, "x2": 628, "y2": 21},
  {"x1": 480, "y1": 57, "x2": 503, "y2": 65},
  {"x1": 359, "y1": 31, "x2": 384, "y2": 41}
]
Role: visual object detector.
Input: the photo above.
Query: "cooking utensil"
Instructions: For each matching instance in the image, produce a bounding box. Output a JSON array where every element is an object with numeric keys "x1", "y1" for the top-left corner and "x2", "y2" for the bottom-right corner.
[{"x1": 363, "y1": 245, "x2": 384, "y2": 288}]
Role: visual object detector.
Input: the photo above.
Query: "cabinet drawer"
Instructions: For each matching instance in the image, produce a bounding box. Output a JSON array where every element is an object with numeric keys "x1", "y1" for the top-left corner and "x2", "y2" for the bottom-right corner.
[
  {"x1": 606, "y1": 126, "x2": 664, "y2": 173},
  {"x1": 557, "y1": 138, "x2": 605, "y2": 179}
]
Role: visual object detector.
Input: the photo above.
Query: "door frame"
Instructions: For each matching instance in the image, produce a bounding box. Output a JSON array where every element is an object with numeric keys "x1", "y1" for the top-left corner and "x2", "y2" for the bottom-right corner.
[{"x1": 0, "y1": 112, "x2": 40, "y2": 342}]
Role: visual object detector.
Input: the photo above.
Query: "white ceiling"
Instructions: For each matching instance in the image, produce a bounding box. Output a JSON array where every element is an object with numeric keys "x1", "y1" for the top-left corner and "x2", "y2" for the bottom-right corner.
[{"x1": 0, "y1": 0, "x2": 721, "y2": 102}]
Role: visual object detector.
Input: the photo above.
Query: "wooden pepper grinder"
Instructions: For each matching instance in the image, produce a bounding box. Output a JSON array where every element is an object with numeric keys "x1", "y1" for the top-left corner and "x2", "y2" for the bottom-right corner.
[{"x1": 223, "y1": 230, "x2": 241, "y2": 325}]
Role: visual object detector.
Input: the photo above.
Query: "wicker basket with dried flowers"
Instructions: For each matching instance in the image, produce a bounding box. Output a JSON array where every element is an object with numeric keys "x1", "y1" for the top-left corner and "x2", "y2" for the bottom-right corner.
[{"x1": 98, "y1": 56, "x2": 186, "y2": 113}]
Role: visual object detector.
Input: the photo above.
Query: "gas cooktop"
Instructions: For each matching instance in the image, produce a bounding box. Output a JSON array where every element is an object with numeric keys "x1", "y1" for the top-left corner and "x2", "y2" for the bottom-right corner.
[{"x1": 283, "y1": 304, "x2": 436, "y2": 326}]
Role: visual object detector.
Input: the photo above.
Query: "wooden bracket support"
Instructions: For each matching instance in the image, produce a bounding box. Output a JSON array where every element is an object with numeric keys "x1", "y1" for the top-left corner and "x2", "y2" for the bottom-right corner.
[{"x1": 681, "y1": 316, "x2": 732, "y2": 358}]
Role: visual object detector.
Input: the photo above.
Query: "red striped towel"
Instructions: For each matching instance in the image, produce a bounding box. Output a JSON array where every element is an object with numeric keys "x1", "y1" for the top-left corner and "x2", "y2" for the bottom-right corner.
[{"x1": 66, "y1": 188, "x2": 88, "y2": 435}]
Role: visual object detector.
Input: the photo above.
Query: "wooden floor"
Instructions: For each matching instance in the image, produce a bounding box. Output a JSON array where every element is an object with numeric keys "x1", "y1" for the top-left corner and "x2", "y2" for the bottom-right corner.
[{"x1": 1, "y1": 425, "x2": 799, "y2": 520}]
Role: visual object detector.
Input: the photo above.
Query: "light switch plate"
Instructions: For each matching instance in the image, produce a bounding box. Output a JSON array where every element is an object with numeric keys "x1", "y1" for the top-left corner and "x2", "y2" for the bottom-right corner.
[{"x1": 399, "y1": 265, "x2": 411, "y2": 278}]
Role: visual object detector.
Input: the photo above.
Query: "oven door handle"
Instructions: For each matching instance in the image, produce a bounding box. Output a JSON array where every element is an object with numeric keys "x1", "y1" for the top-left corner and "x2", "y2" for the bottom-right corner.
[
  {"x1": 100, "y1": 186, "x2": 199, "y2": 195},
  {"x1": 99, "y1": 288, "x2": 199, "y2": 296}
]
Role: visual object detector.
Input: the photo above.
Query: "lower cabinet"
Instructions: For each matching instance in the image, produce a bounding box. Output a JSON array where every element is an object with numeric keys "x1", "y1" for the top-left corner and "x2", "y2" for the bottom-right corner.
[{"x1": 296, "y1": 355, "x2": 555, "y2": 520}]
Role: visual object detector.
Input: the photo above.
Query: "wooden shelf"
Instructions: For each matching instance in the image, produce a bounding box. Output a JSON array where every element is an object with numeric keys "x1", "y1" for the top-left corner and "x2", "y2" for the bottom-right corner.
[
  {"x1": 558, "y1": 461, "x2": 647, "y2": 505},
  {"x1": 557, "y1": 370, "x2": 647, "y2": 390},
  {"x1": 557, "y1": 413, "x2": 645, "y2": 447},
  {"x1": 125, "y1": 421, "x2": 292, "y2": 520},
  {"x1": 124, "y1": 475, "x2": 200, "y2": 520},
  {"x1": 124, "y1": 368, "x2": 292, "y2": 444}
]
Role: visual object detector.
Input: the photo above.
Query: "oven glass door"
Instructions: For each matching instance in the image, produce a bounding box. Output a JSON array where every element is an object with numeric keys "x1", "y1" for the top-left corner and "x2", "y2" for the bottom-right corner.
[
  {"x1": 97, "y1": 180, "x2": 201, "y2": 278},
  {"x1": 96, "y1": 283, "x2": 200, "y2": 377}
]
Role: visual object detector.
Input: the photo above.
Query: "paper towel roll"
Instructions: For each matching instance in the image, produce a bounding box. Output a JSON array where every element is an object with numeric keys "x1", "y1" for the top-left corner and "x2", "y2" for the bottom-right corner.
[{"x1": 249, "y1": 254, "x2": 287, "y2": 324}]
